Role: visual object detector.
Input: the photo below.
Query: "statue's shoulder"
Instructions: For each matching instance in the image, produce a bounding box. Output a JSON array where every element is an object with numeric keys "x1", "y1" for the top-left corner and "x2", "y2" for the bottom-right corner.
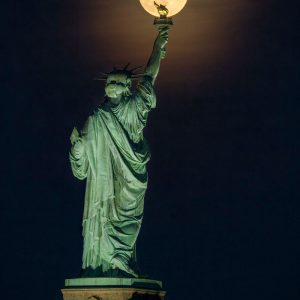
[
  {"x1": 93, "y1": 102, "x2": 108, "y2": 115},
  {"x1": 82, "y1": 107, "x2": 103, "y2": 133},
  {"x1": 83, "y1": 107, "x2": 102, "y2": 128}
]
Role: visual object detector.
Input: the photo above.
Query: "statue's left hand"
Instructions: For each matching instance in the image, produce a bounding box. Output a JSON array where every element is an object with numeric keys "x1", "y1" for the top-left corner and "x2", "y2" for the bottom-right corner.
[
  {"x1": 70, "y1": 127, "x2": 85, "y2": 158},
  {"x1": 70, "y1": 127, "x2": 80, "y2": 145}
]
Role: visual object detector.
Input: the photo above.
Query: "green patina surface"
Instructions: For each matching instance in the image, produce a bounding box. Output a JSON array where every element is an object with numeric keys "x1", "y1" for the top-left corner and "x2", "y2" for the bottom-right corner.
[{"x1": 69, "y1": 28, "x2": 169, "y2": 278}]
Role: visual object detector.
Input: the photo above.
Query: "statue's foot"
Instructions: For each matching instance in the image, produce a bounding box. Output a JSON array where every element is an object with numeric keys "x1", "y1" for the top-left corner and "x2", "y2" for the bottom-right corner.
[{"x1": 111, "y1": 257, "x2": 138, "y2": 278}]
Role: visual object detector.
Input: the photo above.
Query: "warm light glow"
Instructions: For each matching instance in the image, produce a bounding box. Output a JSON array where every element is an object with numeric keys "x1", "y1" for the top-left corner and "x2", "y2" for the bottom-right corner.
[{"x1": 139, "y1": 0, "x2": 187, "y2": 17}]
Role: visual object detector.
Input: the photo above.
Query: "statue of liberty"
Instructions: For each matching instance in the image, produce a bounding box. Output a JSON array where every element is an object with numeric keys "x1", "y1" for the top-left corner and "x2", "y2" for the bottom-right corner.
[{"x1": 69, "y1": 28, "x2": 169, "y2": 278}]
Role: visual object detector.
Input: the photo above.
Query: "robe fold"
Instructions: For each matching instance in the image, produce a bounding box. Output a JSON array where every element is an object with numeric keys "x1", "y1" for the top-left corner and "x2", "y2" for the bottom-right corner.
[{"x1": 70, "y1": 78, "x2": 156, "y2": 272}]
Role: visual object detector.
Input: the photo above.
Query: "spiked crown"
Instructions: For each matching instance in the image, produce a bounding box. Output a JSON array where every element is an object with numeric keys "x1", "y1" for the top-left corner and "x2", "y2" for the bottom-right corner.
[{"x1": 94, "y1": 63, "x2": 144, "y2": 81}]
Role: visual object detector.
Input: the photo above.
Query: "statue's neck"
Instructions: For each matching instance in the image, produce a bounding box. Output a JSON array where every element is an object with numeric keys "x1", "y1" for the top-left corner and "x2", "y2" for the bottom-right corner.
[{"x1": 108, "y1": 95, "x2": 122, "y2": 105}]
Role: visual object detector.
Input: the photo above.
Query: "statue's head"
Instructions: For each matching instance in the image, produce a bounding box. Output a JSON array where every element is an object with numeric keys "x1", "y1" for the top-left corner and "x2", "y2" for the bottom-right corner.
[
  {"x1": 95, "y1": 64, "x2": 143, "y2": 103},
  {"x1": 105, "y1": 71, "x2": 132, "y2": 99}
]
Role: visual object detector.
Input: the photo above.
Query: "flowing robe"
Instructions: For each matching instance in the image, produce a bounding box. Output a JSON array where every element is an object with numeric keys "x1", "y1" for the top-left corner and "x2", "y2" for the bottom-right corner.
[{"x1": 70, "y1": 78, "x2": 156, "y2": 273}]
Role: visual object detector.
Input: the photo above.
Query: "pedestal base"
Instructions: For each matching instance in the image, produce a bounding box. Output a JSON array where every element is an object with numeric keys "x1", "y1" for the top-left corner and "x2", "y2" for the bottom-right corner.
[
  {"x1": 61, "y1": 278, "x2": 166, "y2": 300},
  {"x1": 62, "y1": 287, "x2": 166, "y2": 300}
]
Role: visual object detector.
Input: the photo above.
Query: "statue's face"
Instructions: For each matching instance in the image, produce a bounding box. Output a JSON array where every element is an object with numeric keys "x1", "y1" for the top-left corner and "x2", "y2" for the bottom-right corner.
[{"x1": 105, "y1": 73, "x2": 131, "y2": 100}]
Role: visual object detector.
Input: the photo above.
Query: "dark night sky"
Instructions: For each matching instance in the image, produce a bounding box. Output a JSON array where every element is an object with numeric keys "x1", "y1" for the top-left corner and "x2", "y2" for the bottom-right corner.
[{"x1": 2, "y1": 0, "x2": 300, "y2": 299}]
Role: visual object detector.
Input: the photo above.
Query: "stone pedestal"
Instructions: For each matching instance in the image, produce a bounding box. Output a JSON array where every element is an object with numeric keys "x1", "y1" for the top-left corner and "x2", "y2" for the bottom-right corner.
[{"x1": 61, "y1": 278, "x2": 166, "y2": 300}]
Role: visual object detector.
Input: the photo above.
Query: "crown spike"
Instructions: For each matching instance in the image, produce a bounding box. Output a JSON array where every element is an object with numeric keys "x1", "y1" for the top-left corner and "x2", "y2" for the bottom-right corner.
[
  {"x1": 129, "y1": 65, "x2": 143, "y2": 73},
  {"x1": 93, "y1": 77, "x2": 107, "y2": 81},
  {"x1": 123, "y1": 63, "x2": 131, "y2": 71},
  {"x1": 131, "y1": 73, "x2": 145, "y2": 78}
]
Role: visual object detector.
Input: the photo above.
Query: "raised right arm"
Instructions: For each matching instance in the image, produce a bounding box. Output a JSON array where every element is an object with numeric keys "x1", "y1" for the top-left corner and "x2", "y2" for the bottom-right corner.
[{"x1": 144, "y1": 28, "x2": 169, "y2": 85}]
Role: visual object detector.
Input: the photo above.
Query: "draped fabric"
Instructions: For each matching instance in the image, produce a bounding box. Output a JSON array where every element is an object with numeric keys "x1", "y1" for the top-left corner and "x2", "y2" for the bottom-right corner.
[{"x1": 70, "y1": 78, "x2": 156, "y2": 273}]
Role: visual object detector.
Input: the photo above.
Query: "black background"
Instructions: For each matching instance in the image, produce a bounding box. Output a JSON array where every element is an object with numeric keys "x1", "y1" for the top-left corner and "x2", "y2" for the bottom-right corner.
[{"x1": 2, "y1": 1, "x2": 300, "y2": 299}]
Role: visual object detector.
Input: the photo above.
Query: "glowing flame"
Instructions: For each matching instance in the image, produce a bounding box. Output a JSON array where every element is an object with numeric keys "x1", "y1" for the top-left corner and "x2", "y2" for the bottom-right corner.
[{"x1": 139, "y1": 0, "x2": 187, "y2": 17}]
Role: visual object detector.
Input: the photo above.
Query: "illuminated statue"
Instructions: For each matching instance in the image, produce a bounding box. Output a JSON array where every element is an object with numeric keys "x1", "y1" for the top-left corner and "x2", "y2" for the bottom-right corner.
[{"x1": 69, "y1": 28, "x2": 168, "y2": 278}]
